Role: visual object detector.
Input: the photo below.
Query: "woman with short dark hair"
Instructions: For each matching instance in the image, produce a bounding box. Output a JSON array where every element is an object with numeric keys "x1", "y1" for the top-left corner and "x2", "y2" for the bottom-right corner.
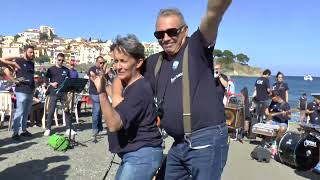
[{"x1": 90, "y1": 34, "x2": 163, "y2": 180}]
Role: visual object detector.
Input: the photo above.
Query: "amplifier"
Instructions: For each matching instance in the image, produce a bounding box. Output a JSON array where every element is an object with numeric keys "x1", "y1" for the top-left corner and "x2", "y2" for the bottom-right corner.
[{"x1": 225, "y1": 105, "x2": 244, "y2": 129}]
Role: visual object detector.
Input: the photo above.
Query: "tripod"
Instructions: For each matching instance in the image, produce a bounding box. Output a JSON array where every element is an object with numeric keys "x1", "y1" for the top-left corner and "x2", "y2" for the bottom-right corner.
[{"x1": 55, "y1": 78, "x2": 88, "y2": 149}]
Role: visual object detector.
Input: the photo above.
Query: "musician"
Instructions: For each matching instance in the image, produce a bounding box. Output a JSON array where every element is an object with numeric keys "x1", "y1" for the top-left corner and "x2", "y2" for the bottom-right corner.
[
  {"x1": 265, "y1": 91, "x2": 291, "y2": 143},
  {"x1": 43, "y1": 53, "x2": 74, "y2": 136},
  {"x1": 3, "y1": 45, "x2": 35, "y2": 140},
  {"x1": 306, "y1": 96, "x2": 320, "y2": 125}
]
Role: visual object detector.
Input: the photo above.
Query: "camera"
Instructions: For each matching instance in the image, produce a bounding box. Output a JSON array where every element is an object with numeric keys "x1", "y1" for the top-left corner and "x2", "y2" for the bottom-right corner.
[{"x1": 214, "y1": 70, "x2": 220, "y2": 78}]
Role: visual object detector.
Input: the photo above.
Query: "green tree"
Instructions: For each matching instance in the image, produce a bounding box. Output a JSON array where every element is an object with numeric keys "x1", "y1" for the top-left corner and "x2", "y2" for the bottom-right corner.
[
  {"x1": 14, "y1": 34, "x2": 20, "y2": 41},
  {"x1": 213, "y1": 49, "x2": 223, "y2": 59},
  {"x1": 236, "y1": 53, "x2": 250, "y2": 64},
  {"x1": 34, "y1": 55, "x2": 50, "y2": 64},
  {"x1": 223, "y1": 50, "x2": 234, "y2": 59}
]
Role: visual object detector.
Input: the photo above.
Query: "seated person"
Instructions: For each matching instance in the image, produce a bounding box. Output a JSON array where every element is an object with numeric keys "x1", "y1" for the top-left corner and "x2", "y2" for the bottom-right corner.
[
  {"x1": 265, "y1": 91, "x2": 291, "y2": 145},
  {"x1": 306, "y1": 96, "x2": 320, "y2": 125},
  {"x1": 30, "y1": 82, "x2": 47, "y2": 126},
  {"x1": 305, "y1": 96, "x2": 320, "y2": 173}
]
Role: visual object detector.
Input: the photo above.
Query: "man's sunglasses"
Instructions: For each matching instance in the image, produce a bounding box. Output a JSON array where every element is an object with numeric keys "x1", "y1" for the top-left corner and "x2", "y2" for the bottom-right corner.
[
  {"x1": 154, "y1": 26, "x2": 185, "y2": 40},
  {"x1": 98, "y1": 62, "x2": 105, "y2": 64},
  {"x1": 57, "y1": 59, "x2": 64, "y2": 62}
]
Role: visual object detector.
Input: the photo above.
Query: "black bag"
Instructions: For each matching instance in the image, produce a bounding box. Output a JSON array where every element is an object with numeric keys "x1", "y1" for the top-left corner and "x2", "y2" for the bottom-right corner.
[{"x1": 250, "y1": 145, "x2": 271, "y2": 163}]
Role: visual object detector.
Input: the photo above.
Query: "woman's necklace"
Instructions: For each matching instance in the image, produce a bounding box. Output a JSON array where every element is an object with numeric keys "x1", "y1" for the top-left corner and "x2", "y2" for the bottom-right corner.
[{"x1": 123, "y1": 74, "x2": 144, "y2": 94}]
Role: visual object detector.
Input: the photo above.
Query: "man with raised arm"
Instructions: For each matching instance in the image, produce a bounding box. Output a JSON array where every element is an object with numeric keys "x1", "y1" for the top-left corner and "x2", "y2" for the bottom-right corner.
[{"x1": 144, "y1": 1, "x2": 232, "y2": 179}]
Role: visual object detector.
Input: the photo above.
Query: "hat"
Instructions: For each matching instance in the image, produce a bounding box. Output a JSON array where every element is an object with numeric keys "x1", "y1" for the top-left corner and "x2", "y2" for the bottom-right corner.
[{"x1": 302, "y1": 93, "x2": 307, "y2": 96}]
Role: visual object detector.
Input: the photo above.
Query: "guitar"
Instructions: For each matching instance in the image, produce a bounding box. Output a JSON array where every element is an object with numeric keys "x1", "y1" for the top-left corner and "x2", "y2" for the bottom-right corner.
[{"x1": 267, "y1": 108, "x2": 299, "y2": 120}]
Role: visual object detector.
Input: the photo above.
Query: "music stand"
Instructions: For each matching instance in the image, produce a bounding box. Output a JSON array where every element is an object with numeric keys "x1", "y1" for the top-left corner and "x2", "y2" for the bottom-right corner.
[{"x1": 55, "y1": 78, "x2": 88, "y2": 149}]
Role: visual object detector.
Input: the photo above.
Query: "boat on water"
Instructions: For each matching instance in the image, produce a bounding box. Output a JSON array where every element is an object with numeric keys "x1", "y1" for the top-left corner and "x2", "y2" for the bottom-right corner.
[{"x1": 304, "y1": 74, "x2": 313, "y2": 81}]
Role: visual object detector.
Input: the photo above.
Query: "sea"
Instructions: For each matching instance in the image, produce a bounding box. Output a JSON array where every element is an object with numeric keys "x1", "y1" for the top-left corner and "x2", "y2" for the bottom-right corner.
[{"x1": 231, "y1": 76, "x2": 320, "y2": 122}]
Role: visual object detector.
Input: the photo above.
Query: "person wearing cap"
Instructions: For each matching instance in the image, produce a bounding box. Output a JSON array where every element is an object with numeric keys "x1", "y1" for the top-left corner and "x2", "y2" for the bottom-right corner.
[
  {"x1": 69, "y1": 60, "x2": 79, "y2": 78},
  {"x1": 306, "y1": 95, "x2": 320, "y2": 125},
  {"x1": 298, "y1": 92, "x2": 308, "y2": 123}
]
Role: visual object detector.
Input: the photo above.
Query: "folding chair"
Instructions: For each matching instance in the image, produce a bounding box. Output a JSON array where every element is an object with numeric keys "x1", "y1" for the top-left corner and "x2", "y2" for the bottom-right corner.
[{"x1": 0, "y1": 91, "x2": 14, "y2": 131}]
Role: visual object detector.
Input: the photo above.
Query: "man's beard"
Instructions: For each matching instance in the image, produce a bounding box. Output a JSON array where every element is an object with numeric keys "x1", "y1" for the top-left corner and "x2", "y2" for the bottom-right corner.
[{"x1": 26, "y1": 54, "x2": 34, "y2": 60}]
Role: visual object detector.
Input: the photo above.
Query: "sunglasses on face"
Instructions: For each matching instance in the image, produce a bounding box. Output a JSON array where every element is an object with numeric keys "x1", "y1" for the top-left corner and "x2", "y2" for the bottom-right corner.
[
  {"x1": 58, "y1": 59, "x2": 64, "y2": 62},
  {"x1": 98, "y1": 62, "x2": 105, "y2": 64},
  {"x1": 154, "y1": 26, "x2": 185, "y2": 40}
]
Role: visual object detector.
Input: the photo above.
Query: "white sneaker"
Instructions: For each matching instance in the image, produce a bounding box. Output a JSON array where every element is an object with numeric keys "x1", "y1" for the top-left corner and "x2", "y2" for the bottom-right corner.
[
  {"x1": 44, "y1": 129, "x2": 51, "y2": 136},
  {"x1": 65, "y1": 129, "x2": 77, "y2": 136}
]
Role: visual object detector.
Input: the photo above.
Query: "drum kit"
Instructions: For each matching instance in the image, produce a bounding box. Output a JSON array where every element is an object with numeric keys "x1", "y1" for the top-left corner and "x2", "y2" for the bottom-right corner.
[{"x1": 252, "y1": 121, "x2": 320, "y2": 170}]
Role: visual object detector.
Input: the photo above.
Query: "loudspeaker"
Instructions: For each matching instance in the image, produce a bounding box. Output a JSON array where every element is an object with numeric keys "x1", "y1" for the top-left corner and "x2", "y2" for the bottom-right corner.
[
  {"x1": 251, "y1": 145, "x2": 271, "y2": 163},
  {"x1": 225, "y1": 106, "x2": 244, "y2": 128}
]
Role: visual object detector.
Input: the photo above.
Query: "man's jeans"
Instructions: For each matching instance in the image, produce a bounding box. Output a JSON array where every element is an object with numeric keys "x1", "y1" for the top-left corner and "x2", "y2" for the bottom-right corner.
[
  {"x1": 115, "y1": 147, "x2": 163, "y2": 180},
  {"x1": 13, "y1": 92, "x2": 33, "y2": 134},
  {"x1": 90, "y1": 94, "x2": 103, "y2": 134},
  {"x1": 165, "y1": 124, "x2": 229, "y2": 180}
]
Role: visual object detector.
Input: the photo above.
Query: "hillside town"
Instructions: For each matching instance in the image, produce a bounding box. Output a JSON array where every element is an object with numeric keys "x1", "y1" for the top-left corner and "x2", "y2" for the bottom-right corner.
[{"x1": 0, "y1": 25, "x2": 163, "y2": 67}]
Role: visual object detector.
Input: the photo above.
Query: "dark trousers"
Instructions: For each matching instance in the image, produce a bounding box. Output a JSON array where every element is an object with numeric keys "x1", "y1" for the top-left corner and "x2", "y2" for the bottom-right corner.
[
  {"x1": 164, "y1": 124, "x2": 229, "y2": 180},
  {"x1": 256, "y1": 100, "x2": 270, "y2": 123},
  {"x1": 46, "y1": 93, "x2": 71, "y2": 130},
  {"x1": 30, "y1": 103, "x2": 44, "y2": 126}
]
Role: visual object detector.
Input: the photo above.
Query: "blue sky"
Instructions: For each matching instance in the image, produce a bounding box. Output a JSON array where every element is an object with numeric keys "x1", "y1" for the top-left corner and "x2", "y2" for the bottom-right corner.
[{"x1": 1, "y1": 0, "x2": 319, "y2": 76}]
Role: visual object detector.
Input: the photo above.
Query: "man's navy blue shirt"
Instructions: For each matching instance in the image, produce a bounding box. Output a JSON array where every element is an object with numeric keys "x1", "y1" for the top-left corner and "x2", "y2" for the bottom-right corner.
[
  {"x1": 307, "y1": 101, "x2": 320, "y2": 125},
  {"x1": 87, "y1": 66, "x2": 99, "y2": 95},
  {"x1": 255, "y1": 77, "x2": 270, "y2": 101},
  {"x1": 15, "y1": 58, "x2": 35, "y2": 94},
  {"x1": 108, "y1": 78, "x2": 162, "y2": 154},
  {"x1": 145, "y1": 29, "x2": 225, "y2": 140},
  {"x1": 46, "y1": 66, "x2": 70, "y2": 95}
]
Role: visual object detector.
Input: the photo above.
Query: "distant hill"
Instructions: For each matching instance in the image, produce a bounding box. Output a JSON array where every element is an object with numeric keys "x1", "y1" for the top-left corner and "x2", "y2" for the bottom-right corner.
[{"x1": 222, "y1": 63, "x2": 262, "y2": 77}]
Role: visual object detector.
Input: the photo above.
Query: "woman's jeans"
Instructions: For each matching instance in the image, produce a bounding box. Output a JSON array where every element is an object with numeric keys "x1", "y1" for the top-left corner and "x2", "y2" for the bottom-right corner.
[{"x1": 115, "y1": 147, "x2": 163, "y2": 180}]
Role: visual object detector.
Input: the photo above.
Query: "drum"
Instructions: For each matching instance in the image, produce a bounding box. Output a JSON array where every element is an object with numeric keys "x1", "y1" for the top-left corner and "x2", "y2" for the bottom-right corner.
[
  {"x1": 278, "y1": 132, "x2": 320, "y2": 170},
  {"x1": 252, "y1": 123, "x2": 279, "y2": 137}
]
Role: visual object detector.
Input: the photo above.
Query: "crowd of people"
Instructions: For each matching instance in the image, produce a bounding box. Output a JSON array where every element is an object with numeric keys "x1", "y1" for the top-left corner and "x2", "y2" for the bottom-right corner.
[
  {"x1": 252, "y1": 68, "x2": 320, "y2": 172},
  {"x1": 1, "y1": 0, "x2": 320, "y2": 179}
]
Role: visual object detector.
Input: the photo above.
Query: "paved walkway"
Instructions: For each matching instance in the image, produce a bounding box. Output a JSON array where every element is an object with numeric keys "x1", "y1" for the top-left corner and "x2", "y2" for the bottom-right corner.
[{"x1": 0, "y1": 115, "x2": 319, "y2": 180}]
